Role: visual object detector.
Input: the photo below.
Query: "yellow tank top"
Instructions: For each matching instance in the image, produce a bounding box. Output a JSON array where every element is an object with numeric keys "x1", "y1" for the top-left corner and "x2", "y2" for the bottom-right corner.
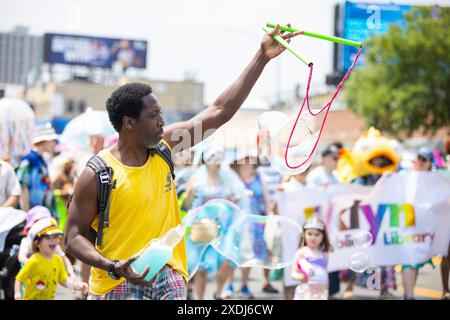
[{"x1": 89, "y1": 140, "x2": 187, "y2": 295}]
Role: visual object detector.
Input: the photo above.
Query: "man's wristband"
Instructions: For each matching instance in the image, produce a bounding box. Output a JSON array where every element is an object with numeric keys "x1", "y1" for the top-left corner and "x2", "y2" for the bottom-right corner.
[{"x1": 107, "y1": 260, "x2": 121, "y2": 280}]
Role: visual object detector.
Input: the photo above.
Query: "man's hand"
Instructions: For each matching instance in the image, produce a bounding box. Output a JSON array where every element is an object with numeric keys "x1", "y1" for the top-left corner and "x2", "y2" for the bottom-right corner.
[
  {"x1": 114, "y1": 257, "x2": 154, "y2": 287},
  {"x1": 260, "y1": 23, "x2": 303, "y2": 60}
]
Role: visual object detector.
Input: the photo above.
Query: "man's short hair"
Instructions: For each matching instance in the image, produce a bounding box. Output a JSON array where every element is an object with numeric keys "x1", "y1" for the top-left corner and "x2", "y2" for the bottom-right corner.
[{"x1": 106, "y1": 82, "x2": 153, "y2": 132}]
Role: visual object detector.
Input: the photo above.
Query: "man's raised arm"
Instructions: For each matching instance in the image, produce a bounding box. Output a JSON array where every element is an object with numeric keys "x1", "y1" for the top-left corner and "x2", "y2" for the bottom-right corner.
[{"x1": 163, "y1": 24, "x2": 302, "y2": 151}]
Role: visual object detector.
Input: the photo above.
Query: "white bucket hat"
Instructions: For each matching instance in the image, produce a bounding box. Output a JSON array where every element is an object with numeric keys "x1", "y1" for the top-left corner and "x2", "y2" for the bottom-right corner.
[{"x1": 32, "y1": 126, "x2": 58, "y2": 144}]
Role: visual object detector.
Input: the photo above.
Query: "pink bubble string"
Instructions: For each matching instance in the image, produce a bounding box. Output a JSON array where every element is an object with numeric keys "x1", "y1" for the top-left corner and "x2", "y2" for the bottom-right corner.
[{"x1": 284, "y1": 47, "x2": 363, "y2": 170}]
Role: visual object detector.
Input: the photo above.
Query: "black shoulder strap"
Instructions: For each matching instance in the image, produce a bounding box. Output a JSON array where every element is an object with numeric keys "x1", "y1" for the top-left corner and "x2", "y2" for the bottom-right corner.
[
  {"x1": 154, "y1": 142, "x2": 175, "y2": 180},
  {"x1": 68, "y1": 146, "x2": 172, "y2": 248},
  {"x1": 86, "y1": 155, "x2": 116, "y2": 247}
]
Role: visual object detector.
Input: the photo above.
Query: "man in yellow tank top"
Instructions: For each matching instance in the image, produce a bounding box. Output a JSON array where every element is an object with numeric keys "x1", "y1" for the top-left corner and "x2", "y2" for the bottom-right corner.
[{"x1": 64, "y1": 25, "x2": 303, "y2": 300}]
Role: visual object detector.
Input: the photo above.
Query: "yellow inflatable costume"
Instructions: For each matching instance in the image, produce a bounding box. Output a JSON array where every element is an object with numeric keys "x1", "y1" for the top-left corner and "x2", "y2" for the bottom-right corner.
[{"x1": 337, "y1": 127, "x2": 399, "y2": 183}]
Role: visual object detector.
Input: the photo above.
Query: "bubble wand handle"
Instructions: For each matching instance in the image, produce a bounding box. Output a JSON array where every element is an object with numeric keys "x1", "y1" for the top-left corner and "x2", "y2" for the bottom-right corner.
[
  {"x1": 262, "y1": 27, "x2": 312, "y2": 67},
  {"x1": 266, "y1": 23, "x2": 363, "y2": 48}
]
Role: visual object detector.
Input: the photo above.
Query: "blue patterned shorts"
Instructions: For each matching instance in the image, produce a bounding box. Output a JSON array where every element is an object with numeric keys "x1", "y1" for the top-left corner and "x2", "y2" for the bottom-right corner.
[{"x1": 88, "y1": 265, "x2": 187, "y2": 300}]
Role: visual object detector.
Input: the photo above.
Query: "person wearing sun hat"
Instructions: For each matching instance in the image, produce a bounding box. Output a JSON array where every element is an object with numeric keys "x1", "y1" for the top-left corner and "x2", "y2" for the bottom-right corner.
[
  {"x1": 17, "y1": 124, "x2": 58, "y2": 212},
  {"x1": 414, "y1": 147, "x2": 434, "y2": 171},
  {"x1": 183, "y1": 146, "x2": 250, "y2": 300},
  {"x1": 306, "y1": 143, "x2": 340, "y2": 188},
  {"x1": 23, "y1": 205, "x2": 52, "y2": 234},
  {"x1": 17, "y1": 206, "x2": 75, "y2": 282},
  {"x1": 226, "y1": 149, "x2": 278, "y2": 298},
  {"x1": 14, "y1": 217, "x2": 87, "y2": 300},
  {"x1": 399, "y1": 147, "x2": 436, "y2": 300}
]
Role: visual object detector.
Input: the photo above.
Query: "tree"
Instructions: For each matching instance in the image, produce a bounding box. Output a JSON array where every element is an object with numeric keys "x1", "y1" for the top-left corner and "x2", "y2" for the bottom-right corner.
[{"x1": 344, "y1": 6, "x2": 450, "y2": 136}]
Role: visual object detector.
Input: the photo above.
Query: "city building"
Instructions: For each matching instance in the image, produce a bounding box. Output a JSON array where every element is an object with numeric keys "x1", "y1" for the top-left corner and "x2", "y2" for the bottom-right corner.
[
  {"x1": 0, "y1": 26, "x2": 43, "y2": 86},
  {"x1": 25, "y1": 77, "x2": 204, "y2": 122}
]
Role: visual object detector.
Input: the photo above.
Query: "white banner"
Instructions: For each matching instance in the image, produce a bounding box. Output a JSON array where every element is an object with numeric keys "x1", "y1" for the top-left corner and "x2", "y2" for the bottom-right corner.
[{"x1": 276, "y1": 171, "x2": 450, "y2": 287}]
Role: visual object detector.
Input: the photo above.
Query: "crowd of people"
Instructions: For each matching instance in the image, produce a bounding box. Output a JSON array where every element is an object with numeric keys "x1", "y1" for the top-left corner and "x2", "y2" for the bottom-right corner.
[
  {"x1": 0, "y1": 125, "x2": 110, "y2": 300},
  {"x1": 1, "y1": 110, "x2": 449, "y2": 301},
  {"x1": 0, "y1": 26, "x2": 449, "y2": 301},
  {"x1": 172, "y1": 133, "x2": 450, "y2": 300}
]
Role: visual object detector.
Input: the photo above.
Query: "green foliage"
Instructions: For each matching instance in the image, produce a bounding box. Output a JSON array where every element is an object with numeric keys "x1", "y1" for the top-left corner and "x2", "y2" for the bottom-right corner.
[{"x1": 345, "y1": 6, "x2": 450, "y2": 136}]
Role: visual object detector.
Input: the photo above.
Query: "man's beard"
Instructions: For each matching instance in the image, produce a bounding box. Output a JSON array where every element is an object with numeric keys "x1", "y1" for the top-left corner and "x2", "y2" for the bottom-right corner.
[{"x1": 147, "y1": 137, "x2": 161, "y2": 149}]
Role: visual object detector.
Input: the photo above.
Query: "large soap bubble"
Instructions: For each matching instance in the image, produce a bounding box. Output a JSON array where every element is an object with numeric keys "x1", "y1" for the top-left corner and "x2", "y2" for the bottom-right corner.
[
  {"x1": 212, "y1": 213, "x2": 302, "y2": 269},
  {"x1": 183, "y1": 199, "x2": 302, "y2": 276},
  {"x1": 183, "y1": 199, "x2": 242, "y2": 277},
  {"x1": 258, "y1": 111, "x2": 318, "y2": 175}
]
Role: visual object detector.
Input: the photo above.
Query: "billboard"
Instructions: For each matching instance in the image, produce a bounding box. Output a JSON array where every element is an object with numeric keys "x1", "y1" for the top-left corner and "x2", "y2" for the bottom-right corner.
[
  {"x1": 340, "y1": 1, "x2": 413, "y2": 72},
  {"x1": 44, "y1": 33, "x2": 148, "y2": 69}
]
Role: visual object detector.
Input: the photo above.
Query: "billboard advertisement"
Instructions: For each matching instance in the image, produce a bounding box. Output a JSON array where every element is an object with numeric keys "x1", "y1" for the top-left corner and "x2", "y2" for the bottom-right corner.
[
  {"x1": 340, "y1": 1, "x2": 413, "y2": 72},
  {"x1": 44, "y1": 33, "x2": 148, "y2": 69}
]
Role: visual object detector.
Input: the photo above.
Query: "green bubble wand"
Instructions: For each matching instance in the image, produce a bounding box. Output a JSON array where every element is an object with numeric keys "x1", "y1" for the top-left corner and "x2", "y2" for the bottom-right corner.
[
  {"x1": 264, "y1": 23, "x2": 363, "y2": 66},
  {"x1": 266, "y1": 23, "x2": 363, "y2": 48}
]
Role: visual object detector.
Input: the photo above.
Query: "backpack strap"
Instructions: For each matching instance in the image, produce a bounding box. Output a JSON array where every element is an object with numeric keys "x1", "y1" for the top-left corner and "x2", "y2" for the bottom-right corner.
[
  {"x1": 67, "y1": 145, "x2": 172, "y2": 248},
  {"x1": 86, "y1": 155, "x2": 116, "y2": 247},
  {"x1": 152, "y1": 142, "x2": 175, "y2": 180}
]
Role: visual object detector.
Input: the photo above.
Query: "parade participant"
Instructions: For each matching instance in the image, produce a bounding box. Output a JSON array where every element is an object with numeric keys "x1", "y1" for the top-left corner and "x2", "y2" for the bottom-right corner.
[
  {"x1": 18, "y1": 207, "x2": 75, "y2": 280},
  {"x1": 184, "y1": 147, "x2": 249, "y2": 300},
  {"x1": 291, "y1": 217, "x2": 331, "y2": 300},
  {"x1": 336, "y1": 127, "x2": 399, "y2": 184},
  {"x1": 50, "y1": 153, "x2": 76, "y2": 230},
  {"x1": 337, "y1": 127, "x2": 399, "y2": 299},
  {"x1": 413, "y1": 148, "x2": 434, "y2": 172},
  {"x1": 306, "y1": 143, "x2": 341, "y2": 298},
  {"x1": 64, "y1": 25, "x2": 303, "y2": 300},
  {"x1": 256, "y1": 137, "x2": 284, "y2": 294},
  {"x1": 306, "y1": 144, "x2": 340, "y2": 188},
  {"x1": 274, "y1": 166, "x2": 309, "y2": 300},
  {"x1": 17, "y1": 126, "x2": 58, "y2": 212},
  {"x1": 0, "y1": 159, "x2": 20, "y2": 208},
  {"x1": 279, "y1": 167, "x2": 310, "y2": 192},
  {"x1": 14, "y1": 218, "x2": 87, "y2": 300},
  {"x1": 257, "y1": 136, "x2": 284, "y2": 213},
  {"x1": 227, "y1": 153, "x2": 274, "y2": 299},
  {"x1": 401, "y1": 148, "x2": 435, "y2": 300}
]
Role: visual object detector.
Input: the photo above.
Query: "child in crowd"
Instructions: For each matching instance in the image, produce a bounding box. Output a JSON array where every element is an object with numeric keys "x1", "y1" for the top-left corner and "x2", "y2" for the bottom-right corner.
[
  {"x1": 18, "y1": 206, "x2": 75, "y2": 280},
  {"x1": 14, "y1": 217, "x2": 87, "y2": 300},
  {"x1": 291, "y1": 217, "x2": 332, "y2": 300}
]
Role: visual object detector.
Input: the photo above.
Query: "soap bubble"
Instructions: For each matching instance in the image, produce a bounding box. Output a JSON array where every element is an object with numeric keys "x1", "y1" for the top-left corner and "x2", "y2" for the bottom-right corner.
[
  {"x1": 183, "y1": 199, "x2": 245, "y2": 277},
  {"x1": 183, "y1": 199, "x2": 302, "y2": 276},
  {"x1": 183, "y1": 199, "x2": 242, "y2": 244},
  {"x1": 348, "y1": 252, "x2": 370, "y2": 273},
  {"x1": 353, "y1": 231, "x2": 373, "y2": 249},
  {"x1": 258, "y1": 111, "x2": 318, "y2": 175},
  {"x1": 212, "y1": 213, "x2": 302, "y2": 269}
]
